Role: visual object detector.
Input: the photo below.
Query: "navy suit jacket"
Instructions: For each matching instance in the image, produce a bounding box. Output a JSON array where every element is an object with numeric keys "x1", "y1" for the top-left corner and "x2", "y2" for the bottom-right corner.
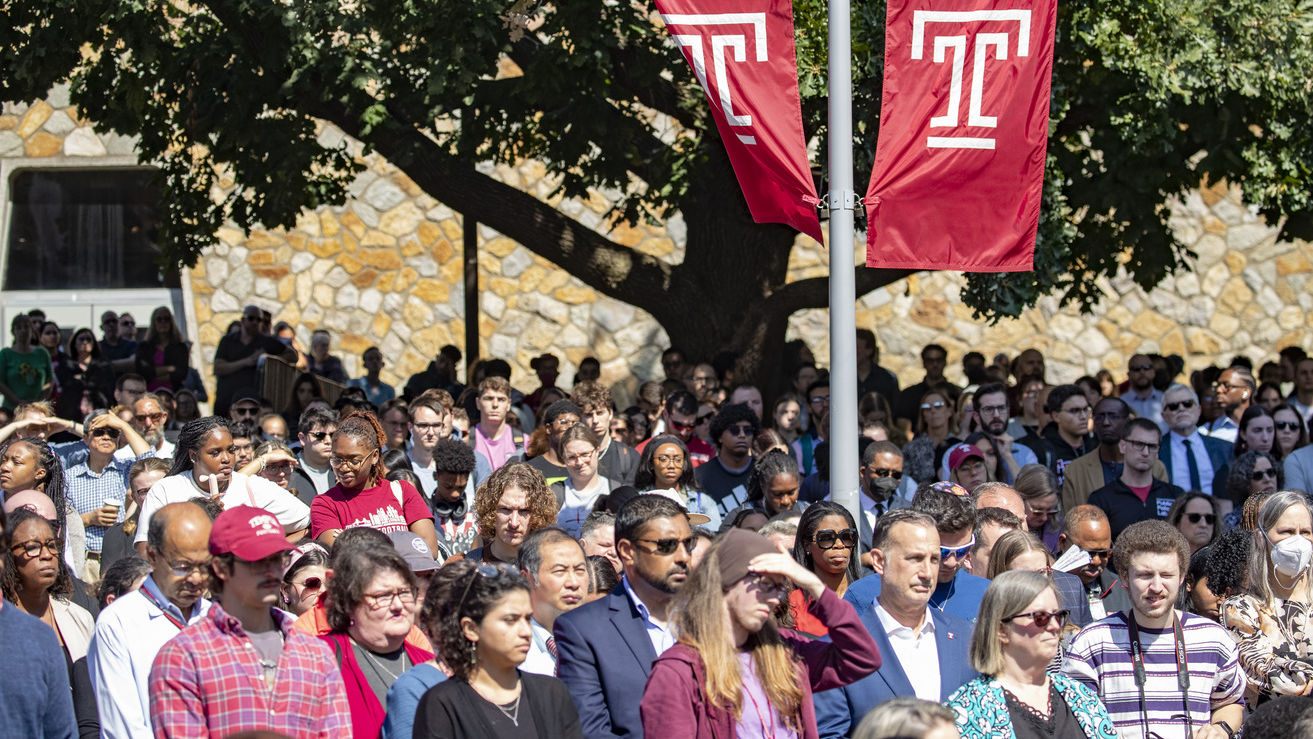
[
  {"x1": 1052, "y1": 569, "x2": 1094, "y2": 627},
  {"x1": 554, "y1": 582, "x2": 657, "y2": 738},
  {"x1": 1159, "y1": 431, "x2": 1231, "y2": 493},
  {"x1": 814, "y1": 606, "x2": 976, "y2": 738}
]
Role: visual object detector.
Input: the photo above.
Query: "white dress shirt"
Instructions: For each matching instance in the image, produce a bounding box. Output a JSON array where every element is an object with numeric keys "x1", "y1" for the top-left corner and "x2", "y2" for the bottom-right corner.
[
  {"x1": 87, "y1": 575, "x2": 212, "y2": 739},
  {"x1": 521, "y1": 618, "x2": 558, "y2": 677},
  {"x1": 623, "y1": 575, "x2": 676, "y2": 657},
  {"x1": 873, "y1": 602, "x2": 942, "y2": 702},
  {"x1": 1121, "y1": 388, "x2": 1166, "y2": 432},
  {"x1": 1202, "y1": 414, "x2": 1239, "y2": 444},
  {"x1": 114, "y1": 438, "x2": 175, "y2": 463},
  {"x1": 133, "y1": 470, "x2": 311, "y2": 545},
  {"x1": 1168, "y1": 430, "x2": 1216, "y2": 493}
]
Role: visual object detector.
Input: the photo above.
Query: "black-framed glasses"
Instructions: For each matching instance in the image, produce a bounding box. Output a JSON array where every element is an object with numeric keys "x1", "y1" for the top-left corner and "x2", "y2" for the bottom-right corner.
[
  {"x1": 1185, "y1": 513, "x2": 1216, "y2": 525},
  {"x1": 727, "y1": 424, "x2": 754, "y2": 437},
  {"x1": 10, "y1": 538, "x2": 62, "y2": 559},
  {"x1": 309, "y1": 431, "x2": 333, "y2": 442},
  {"x1": 1123, "y1": 439, "x2": 1159, "y2": 453},
  {"x1": 1164, "y1": 399, "x2": 1196, "y2": 412},
  {"x1": 654, "y1": 454, "x2": 685, "y2": 466},
  {"x1": 977, "y1": 404, "x2": 1008, "y2": 417},
  {"x1": 634, "y1": 537, "x2": 695, "y2": 556},
  {"x1": 329, "y1": 450, "x2": 376, "y2": 470},
  {"x1": 870, "y1": 467, "x2": 902, "y2": 480},
  {"x1": 362, "y1": 587, "x2": 419, "y2": 610},
  {"x1": 91, "y1": 426, "x2": 121, "y2": 439},
  {"x1": 744, "y1": 573, "x2": 789, "y2": 600},
  {"x1": 231, "y1": 406, "x2": 259, "y2": 417},
  {"x1": 1081, "y1": 547, "x2": 1112, "y2": 559},
  {"x1": 1276, "y1": 421, "x2": 1302, "y2": 431},
  {"x1": 1252, "y1": 468, "x2": 1277, "y2": 481},
  {"x1": 814, "y1": 528, "x2": 857, "y2": 550},
  {"x1": 1003, "y1": 609, "x2": 1070, "y2": 628}
]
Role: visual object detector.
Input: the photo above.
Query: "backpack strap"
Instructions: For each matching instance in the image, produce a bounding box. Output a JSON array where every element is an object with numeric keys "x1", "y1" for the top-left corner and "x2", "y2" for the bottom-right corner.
[{"x1": 390, "y1": 479, "x2": 405, "y2": 508}]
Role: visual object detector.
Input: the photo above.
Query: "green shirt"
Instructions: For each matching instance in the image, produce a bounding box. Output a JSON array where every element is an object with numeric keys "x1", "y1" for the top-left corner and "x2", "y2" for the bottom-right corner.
[{"x1": 0, "y1": 346, "x2": 51, "y2": 409}]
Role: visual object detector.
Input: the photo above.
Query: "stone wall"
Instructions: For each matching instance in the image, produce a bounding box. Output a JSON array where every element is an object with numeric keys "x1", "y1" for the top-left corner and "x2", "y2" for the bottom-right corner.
[{"x1": 3, "y1": 91, "x2": 1311, "y2": 407}]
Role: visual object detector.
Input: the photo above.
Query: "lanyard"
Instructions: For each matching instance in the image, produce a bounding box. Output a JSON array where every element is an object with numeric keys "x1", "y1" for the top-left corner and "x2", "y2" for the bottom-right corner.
[
  {"x1": 1127, "y1": 612, "x2": 1192, "y2": 739},
  {"x1": 140, "y1": 587, "x2": 189, "y2": 631}
]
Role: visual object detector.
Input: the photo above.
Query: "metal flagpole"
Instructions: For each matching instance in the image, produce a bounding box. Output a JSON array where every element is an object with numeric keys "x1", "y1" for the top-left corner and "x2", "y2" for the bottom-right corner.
[{"x1": 826, "y1": 0, "x2": 861, "y2": 530}]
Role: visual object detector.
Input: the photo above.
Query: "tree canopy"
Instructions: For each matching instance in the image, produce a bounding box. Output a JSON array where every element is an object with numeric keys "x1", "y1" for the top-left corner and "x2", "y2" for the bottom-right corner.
[{"x1": 2, "y1": 0, "x2": 1310, "y2": 389}]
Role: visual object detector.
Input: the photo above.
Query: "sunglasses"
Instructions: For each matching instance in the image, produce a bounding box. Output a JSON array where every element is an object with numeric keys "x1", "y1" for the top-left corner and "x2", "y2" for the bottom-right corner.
[
  {"x1": 1276, "y1": 421, "x2": 1302, "y2": 431},
  {"x1": 814, "y1": 528, "x2": 857, "y2": 550},
  {"x1": 1129, "y1": 364, "x2": 1154, "y2": 372},
  {"x1": 940, "y1": 538, "x2": 975, "y2": 560},
  {"x1": 1003, "y1": 609, "x2": 1070, "y2": 629},
  {"x1": 91, "y1": 427, "x2": 121, "y2": 439},
  {"x1": 309, "y1": 431, "x2": 333, "y2": 442},
  {"x1": 231, "y1": 406, "x2": 259, "y2": 417},
  {"x1": 1082, "y1": 547, "x2": 1112, "y2": 559},
  {"x1": 1251, "y1": 468, "x2": 1277, "y2": 481},
  {"x1": 670, "y1": 420, "x2": 696, "y2": 432},
  {"x1": 634, "y1": 536, "x2": 695, "y2": 556},
  {"x1": 1164, "y1": 399, "x2": 1196, "y2": 412},
  {"x1": 726, "y1": 424, "x2": 754, "y2": 437},
  {"x1": 921, "y1": 401, "x2": 947, "y2": 409},
  {"x1": 1184, "y1": 512, "x2": 1216, "y2": 525},
  {"x1": 294, "y1": 576, "x2": 323, "y2": 590},
  {"x1": 870, "y1": 467, "x2": 903, "y2": 480}
]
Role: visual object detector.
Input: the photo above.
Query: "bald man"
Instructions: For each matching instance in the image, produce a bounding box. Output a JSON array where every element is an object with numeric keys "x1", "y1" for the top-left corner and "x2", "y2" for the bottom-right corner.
[
  {"x1": 973, "y1": 482, "x2": 1026, "y2": 528},
  {"x1": 1056, "y1": 505, "x2": 1130, "y2": 619},
  {"x1": 89, "y1": 501, "x2": 214, "y2": 739}
]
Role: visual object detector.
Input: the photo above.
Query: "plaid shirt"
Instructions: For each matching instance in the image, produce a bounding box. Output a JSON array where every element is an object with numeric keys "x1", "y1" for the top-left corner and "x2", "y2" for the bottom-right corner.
[
  {"x1": 149, "y1": 602, "x2": 351, "y2": 739},
  {"x1": 61, "y1": 445, "x2": 152, "y2": 552}
]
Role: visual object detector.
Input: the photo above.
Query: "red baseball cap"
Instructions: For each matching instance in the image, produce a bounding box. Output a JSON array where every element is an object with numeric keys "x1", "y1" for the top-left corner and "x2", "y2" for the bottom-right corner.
[
  {"x1": 947, "y1": 443, "x2": 985, "y2": 471},
  {"x1": 209, "y1": 505, "x2": 295, "y2": 561}
]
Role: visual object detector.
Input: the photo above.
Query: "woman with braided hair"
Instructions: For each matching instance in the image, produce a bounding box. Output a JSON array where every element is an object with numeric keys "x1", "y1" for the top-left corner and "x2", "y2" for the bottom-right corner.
[
  {"x1": 310, "y1": 411, "x2": 440, "y2": 554},
  {"x1": 132, "y1": 416, "x2": 311, "y2": 554}
]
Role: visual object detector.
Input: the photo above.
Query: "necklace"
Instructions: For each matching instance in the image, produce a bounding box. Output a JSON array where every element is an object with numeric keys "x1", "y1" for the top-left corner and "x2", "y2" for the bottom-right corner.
[
  {"x1": 495, "y1": 692, "x2": 522, "y2": 726},
  {"x1": 358, "y1": 643, "x2": 409, "y2": 683}
]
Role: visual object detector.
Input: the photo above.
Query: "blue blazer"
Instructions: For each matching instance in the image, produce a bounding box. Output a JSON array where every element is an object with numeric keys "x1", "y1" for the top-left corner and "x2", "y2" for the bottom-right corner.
[
  {"x1": 1053, "y1": 570, "x2": 1094, "y2": 627},
  {"x1": 814, "y1": 606, "x2": 977, "y2": 738},
  {"x1": 1159, "y1": 431, "x2": 1231, "y2": 493},
  {"x1": 554, "y1": 583, "x2": 657, "y2": 739}
]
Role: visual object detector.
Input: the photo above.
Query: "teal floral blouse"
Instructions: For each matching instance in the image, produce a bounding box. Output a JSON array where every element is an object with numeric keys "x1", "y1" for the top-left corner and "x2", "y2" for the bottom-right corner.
[{"x1": 946, "y1": 673, "x2": 1118, "y2": 739}]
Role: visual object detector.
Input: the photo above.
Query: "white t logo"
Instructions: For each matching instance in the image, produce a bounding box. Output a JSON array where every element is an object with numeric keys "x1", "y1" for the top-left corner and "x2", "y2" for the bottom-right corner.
[
  {"x1": 661, "y1": 12, "x2": 768, "y2": 145},
  {"x1": 911, "y1": 9, "x2": 1032, "y2": 150}
]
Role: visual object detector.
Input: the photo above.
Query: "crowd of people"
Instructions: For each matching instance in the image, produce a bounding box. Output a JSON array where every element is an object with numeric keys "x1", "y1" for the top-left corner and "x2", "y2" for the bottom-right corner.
[{"x1": 5, "y1": 303, "x2": 1313, "y2": 738}]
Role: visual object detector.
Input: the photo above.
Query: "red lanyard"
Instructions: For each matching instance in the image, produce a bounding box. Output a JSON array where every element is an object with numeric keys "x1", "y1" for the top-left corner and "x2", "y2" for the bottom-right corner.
[{"x1": 140, "y1": 587, "x2": 188, "y2": 631}]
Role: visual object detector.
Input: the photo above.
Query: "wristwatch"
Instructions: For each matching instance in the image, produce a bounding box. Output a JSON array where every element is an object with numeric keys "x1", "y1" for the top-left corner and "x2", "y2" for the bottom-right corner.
[{"x1": 1213, "y1": 720, "x2": 1235, "y2": 738}]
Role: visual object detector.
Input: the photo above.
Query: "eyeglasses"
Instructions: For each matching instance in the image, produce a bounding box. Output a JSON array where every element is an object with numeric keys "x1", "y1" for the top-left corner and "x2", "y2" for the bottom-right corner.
[
  {"x1": 164, "y1": 557, "x2": 212, "y2": 577},
  {"x1": 1062, "y1": 406, "x2": 1091, "y2": 417},
  {"x1": 329, "y1": 451, "x2": 375, "y2": 469},
  {"x1": 1184, "y1": 512, "x2": 1216, "y2": 525},
  {"x1": 940, "y1": 538, "x2": 975, "y2": 560},
  {"x1": 565, "y1": 450, "x2": 596, "y2": 465},
  {"x1": 1027, "y1": 507, "x2": 1061, "y2": 518},
  {"x1": 362, "y1": 588, "x2": 419, "y2": 610},
  {"x1": 726, "y1": 424, "x2": 754, "y2": 437},
  {"x1": 655, "y1": 454, "x2": 685, "y2": 466},
  {"x1": 869, "y1": 467, "x2": 902, "y2": 480},
  {"x1": 1129, "y1": 364, "x2": 1154, "y2": 372},
  {"x1": 814, "y1": 528, "x2": 857, "y2": 550},
  {"x1": 412, "y1": 422, "x2": 442, "y2": 431},
  {"x1": 1214, "y1": 381, "x2": 1250, "y2": 392},
  {"x1": 1276, "y1": 421, "x2": 1302, "y2": 431},
  {"x1": 455, "y1": 563, "x2": 514, "y2": 613},
  {"x1": 1003, "y1": 609, "x2": 1070, "y2": 629},
  {"x1": 90, "y1": 427, "x2": 121, "y2": 439},
  {"x1": 921, "y1": 401, "x2": 947, "y2": 409},
  {"x1": 293, "y1": 576, "x2": 324, "y2": 590},
  {"x1": 810, "y1": 395, "x2": 830, "y2": 405},
  {"x1": 744, "y1": 573, "x2": 789, "y2": 600},
  {"x1": 309, "y1": 431, "x2": 333, "y2": 442},
  {"x1": 978, "y1": 404, "x2": 1008, "y2": 417},
  {"x1": 670, "y1": 420, "x2": 696, "y2": 432},
  {"x1": 634, "y1": 537, "x2": 695, "y2": 556},
  {"x1": 1164, "y1": 399, "x2": 1196, "y2": 412},
  {"x1": 231, "y1": 406, "x2": 259, "y2": 417},
  {"x1": 10, "y1": 538, "x2": 61, "y2": 559},
  {"x1": 1123, "y1": 439, "x2": 1160, "y2": 453},
  {"x1": 1081, "y1": 547, "x2": 1112, "y2": 559},
  {"x1": 551, "y1": 417, "x2": 580, "y2": 428},
  {"x1": 1251, "y1": 468, "x2": 1277, "y2": 481}
]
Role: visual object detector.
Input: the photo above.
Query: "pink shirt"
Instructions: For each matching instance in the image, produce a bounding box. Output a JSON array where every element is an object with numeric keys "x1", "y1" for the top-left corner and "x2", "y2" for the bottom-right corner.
[
  {"x1": 475, "y1": 424, "x2": 518, "y2": 470},
  {"x1": 309, "y1": 479, "x2": 432, "y2": 538}
]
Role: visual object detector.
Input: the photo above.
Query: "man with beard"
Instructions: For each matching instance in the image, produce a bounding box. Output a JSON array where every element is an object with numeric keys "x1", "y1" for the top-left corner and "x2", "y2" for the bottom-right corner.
[
  {"x1": 1061, "y1": 397, "x2": 1169, "y2": 512},
  {"x1": 1121, "y1": 354, "x2": 1166, "y2": 431},
  {"x1": 973, "y1": 382, "x2": 1038, "y2": 484},
  {"x1": 89, "y1": 501, "x2": 213, "y2": 739},
  {"x1": 118, "y1": 394, "x2": 175, "y2": 463},
  {"x1": 694, "y1": 403, "x2": 759, "y2": 515},
  {"x1": 1203, "y1": 366, "x2": 1255, "y2": 444},
  {"x1": 555, "y1": 494, "x2": 692, "y2": 738}
]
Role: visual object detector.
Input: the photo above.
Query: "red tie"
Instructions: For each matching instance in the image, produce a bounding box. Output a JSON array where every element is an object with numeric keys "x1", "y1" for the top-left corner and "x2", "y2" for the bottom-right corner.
[{"x1": 546, "y1": 636, "x2": 558, "y2": 658}]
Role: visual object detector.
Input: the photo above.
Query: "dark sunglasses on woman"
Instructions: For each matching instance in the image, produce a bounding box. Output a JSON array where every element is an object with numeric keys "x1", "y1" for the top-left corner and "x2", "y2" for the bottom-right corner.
[{"x1": 814, "y1": 528, "x2": 857, "y2": 550}]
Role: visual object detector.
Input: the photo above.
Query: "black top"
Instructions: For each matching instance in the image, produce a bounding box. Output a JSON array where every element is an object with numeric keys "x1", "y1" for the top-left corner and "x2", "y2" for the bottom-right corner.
[
  {"x1": 1087, "y1": 476, "x2": 1183, "y2": 539},
  {"x1": 414, "y1": 672, "x2": 582, "y2": 739},
  {"x1": 597, "y1": 441, "x2": 640, "y2": 486},
  {"x1": 1004, "y1": 685, "x2": 1081, "y2": 739},
  {"x1": 212, "y1": 332, "x2": 288, "y2": 415}
]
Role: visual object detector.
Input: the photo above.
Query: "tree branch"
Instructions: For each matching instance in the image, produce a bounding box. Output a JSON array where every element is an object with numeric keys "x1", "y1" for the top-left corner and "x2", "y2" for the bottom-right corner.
[{"x1": 764, "y1": 265, "x2": 916, "y2": 315}]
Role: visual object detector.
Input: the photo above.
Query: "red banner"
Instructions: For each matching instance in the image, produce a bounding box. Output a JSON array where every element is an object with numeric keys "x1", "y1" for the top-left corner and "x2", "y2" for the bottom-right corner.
[
  {"x1": 656, "y1": 1, "x2": 823, "y2": 242},
  {"x1": 865, "y1": 0, "x2": 1057, "y2": 271}
]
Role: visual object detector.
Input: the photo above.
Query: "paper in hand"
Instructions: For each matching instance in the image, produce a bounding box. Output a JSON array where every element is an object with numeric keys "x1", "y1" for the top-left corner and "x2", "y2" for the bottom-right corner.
[{"x1": 1053, "y1": 545, "x2": 1092, "y2": 573}]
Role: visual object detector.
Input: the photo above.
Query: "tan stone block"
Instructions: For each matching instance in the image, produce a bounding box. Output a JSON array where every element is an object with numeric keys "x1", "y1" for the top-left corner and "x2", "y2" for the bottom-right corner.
[
  {"x1": 479, "y1": 315, "x2": 497, "y2": 340},
  {"x1": 350, "y1": 269, "x2": 379, "y2": 289},
  {"x1": 194, "y1": 302, "x2": 213, "y2": 323},
  {"x1": 485, "y1": 237, "x2": 517, "y2": 259},
  {"x1": 1134, "y1": 311, "x2": 1176, "y2": 340},
  {"x1": 643, "y1": 237, "x2": 675, "y2": 258},
  {"x1": 1278, "y1": 306, "x2": 1304, "y2": 331},
  {"x1": 910, "y1": 296, "x2": 952, "y2": 330},
  {"x1": 1277, "y1": 251, "x2": 1313, "y2": 276},
  {"x1": 414, "y1": 279, "x2": 450, "y2": 303},
  {"x1": 275, "y1": 244, "x2": 292, "y2": 263},
  {"x1": 359, "y1": 248, "x2": 402, "y2": 270},
  {"x1": 441, "y1": 220, "x2": 463, "y2": 241},
  {"x1": 308, "y1": 238, "x2": 340, "y2": 258},
  {"x1": 402, "y1": 300, "x2": 429, "y2": 330},
  {"x1": 554, "y1": 285, "x2": 596, "y2": 305},
  {"x1": 396, "y1": 267, "x2": 418, "y2": 291},
  {"x1": 192, "y1": 282, "x2": 214, "y2": 295},
  {"x1": 340, "y1": 333, "x2": 371, "y2": 355},
  {"x1": 377, "y1": 272, "x2": 396, "y2": 292},
  {"x1": 1242, "y1": 303, "x2": 1266, "y2": 323},
  {"x1": 198, "y1": 323, "x2": 222, "y2": 346},
  {"x1": 277, "y1": 275, "x2": 295, "y2": 302},
  {"x1": 253, "y1": 266, "x2": 289, "y2": 279},
  {"x1": 1199, "y1": 177, "x2": 1228, "y2": 207},
  {"x1": 313, "y1": 284, "x2": 334, "y2": 307},
  {"x1": 489, "y1": 277, "x2": 519, "y2": 298},
  {"x1": 440, "y1": 259, "x2": 462, "y2": 284},
  {"x1": 371, "y1": 313, "x2": 391, "y2": 338},
  {"x1": 1160, "y1": 329, "x2": 1187, "y2": 356},
  {"x1": 609, "y1": 222, "x2": 644, "y2": 248},
  {"x1": 538, "y1": 269, "x2": 571, "y2": 294},
  {"x1": 380, "y1": 203, "x2": 424, "y2": 237},
  {"x1": 1209, "y1": 312, "x2": 1240, "y2": 339},
  {"x1": 1224, "y1": 251, "x2": 1246, "y2": 274},
  {"x1": 1276, "y1": 278, "x2": 1296, "y2": 304},
  {"x1": 1218, "y1": 277, "x2": 1254, "y2": 314},
  {"x1": 432, "y1": 239, "x2": 455, "y2": 265},
  {"x1": 1281, "y1": 330, "x2": 1306, "y2": 349},
  {"x1": 400, "y1": 239, "x2": 423, "y2": 257},
  {"x1": 418, "y1": 221, "x2": 442, "y2": 247},
  {"x1": 16, "y1": 101, "x2": 52, "y2": 138},
  {"x1": 342, "y1": 233, "x2": 358, "y2": 254},
  {"x1": 1202, "y1": 216, "x2": 1228, "y2": 235},
  {"x1": 295, "y1": 212, "x2": 320, "y2": 237},
  {"x1": 1096, "y1": 320, "x2": 1119, "y2": 342},
  {"x1": 248, "y1": 250, "x2": 276, "y2": 266},
  {"x1": 361, "y1": 231, "x2": 397, "y2": 248},
  {"x1": 340, "y1": 211, "x2": 367, "y2": 238},
  {"x1": 413, "y1": 325, "x2": 456, "y2": 356},
  {"x1": 594, "y1": 337, "x2": 619, "y2": 362},
  {"x1": 1105, "y1": 305, "x2": 1134, "y2": 328},
  {"x1": 321, "y1": 212, "x2": 340, "y2": 238},
  {"x1": 246, "y1": 231, "x2": 282, "y2": 248},
  {"x1": 396, "y1": 173, "x2": 424, "y2": 199},
  {"x1": 24, "y1": 132, "x2": 61, "y2": 157},
  {"x1": 0, "y1": 115, "x2": 16, "y2": 130},
  {"x1": 337, "y1": 254, "x2": 364, "y2": 272},
  {"x1": 1183, "y1": 327, "x2": 1219, "y2": 355}
]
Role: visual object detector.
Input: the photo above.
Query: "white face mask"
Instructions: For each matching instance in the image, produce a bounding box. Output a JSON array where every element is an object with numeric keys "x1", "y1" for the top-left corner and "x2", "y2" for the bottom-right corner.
[{"x1": 1267, "y1": 532, "x2": 1313, "y2": 580}]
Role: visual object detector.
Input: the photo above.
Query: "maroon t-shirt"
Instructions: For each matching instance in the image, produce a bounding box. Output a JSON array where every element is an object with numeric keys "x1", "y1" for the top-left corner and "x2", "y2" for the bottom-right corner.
[
  {"x1": 309, "y1": 479, "x2": 432, "y2": 538},
  {"x1": 1127, "y1": 483, "x2": 1152, "y2": 503}
]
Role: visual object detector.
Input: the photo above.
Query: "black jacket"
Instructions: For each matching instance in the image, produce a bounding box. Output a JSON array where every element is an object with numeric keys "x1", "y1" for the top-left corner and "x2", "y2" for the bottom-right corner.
[{"x1": 1088, "y1": 476, "x2": 1183, "y2": 539}]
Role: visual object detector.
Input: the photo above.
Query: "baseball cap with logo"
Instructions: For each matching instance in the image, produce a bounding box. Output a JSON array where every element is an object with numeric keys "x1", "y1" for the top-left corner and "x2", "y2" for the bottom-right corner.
[
  {"x1": 947, "y1": 443, "x2": 985, "y2": 472},
  {"x1": 389, "y1": 530, "x2": 438, "y2": 573},
  {"x1": 209, "y1": 505, "x2": 295, "y2": 561}
]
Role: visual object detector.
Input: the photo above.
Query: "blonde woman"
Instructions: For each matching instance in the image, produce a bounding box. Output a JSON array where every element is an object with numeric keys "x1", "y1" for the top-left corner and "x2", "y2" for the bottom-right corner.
[{"x1": 640, "y1": 528, "x2": 878, "y2": 738}]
